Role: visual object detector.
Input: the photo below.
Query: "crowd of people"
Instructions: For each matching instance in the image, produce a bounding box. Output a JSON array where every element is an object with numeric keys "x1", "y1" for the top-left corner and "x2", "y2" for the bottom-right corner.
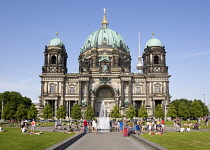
[
  {"x1": 15, "y1": 116, "x2": 208, "y2": 135},
  {"x1": 173, "y1": 116, "x2": 209, "y2": 132},
  {"x1": 111, "y1": 119, "x2": 165, "y2": 135},
  {"x1": 64, "y1": 118, "x2": 166, "y2": 135}
]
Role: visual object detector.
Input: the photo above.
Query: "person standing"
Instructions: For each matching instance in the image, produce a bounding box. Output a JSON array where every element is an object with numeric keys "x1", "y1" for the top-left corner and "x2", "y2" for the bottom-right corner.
[
  {"x1": 92, "y1": 119, "x2": 98, "y2": 134},
  {"x1": 31, "y1": 119, "x2": 36, "y2": 132},
  {"x1": 20, "y1": 119, "x2": 24, "y2": 132},
  {"x1": 205, "y1": 117, "x2": 208, "y2": 127},
  {"x1": 119, "y1": 120, "x2": 123, "y2": 133},
  {"x1": 83, "y1": 119, "x2": 88, "y2": 133}
]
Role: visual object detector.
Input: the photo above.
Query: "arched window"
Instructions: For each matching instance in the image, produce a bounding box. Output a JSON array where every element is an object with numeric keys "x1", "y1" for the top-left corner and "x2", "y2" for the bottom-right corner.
[
  {"x1": 96, "y1": 87, "x2": 114, "y2": 98},
  {"x1": 70, "y1": 87, "x2": 75, "y2": 94},
  {"x1": 154, "y1": 55, "x2": 159, "y2": 64},
  {"x1": 136, "y1": 87, "x2": 141, "y2": 94},
  {"x1": 50, "y1": 86, "x2": 55, "y2": 93},
  {"x1": 155, "y1": 85, "x2": 160, "y2": 93},
  {"x1": 51, "y1": 56, "x2": 56, "y2": 64}
]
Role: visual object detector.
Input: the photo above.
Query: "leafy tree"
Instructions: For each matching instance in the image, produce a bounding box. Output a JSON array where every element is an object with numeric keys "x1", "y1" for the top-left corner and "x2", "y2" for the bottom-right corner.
[
  {"x1": 138, "y1": 105, "x2": 148, "y2": 119},
  {"x1": 42, "y1": 104, "x2": 53, "y2": 120},
  {"x1": 203, "y1": 105, "x2": 209, "y2": 116},
  {"x1": 167, "y1": 104, "x2": 177, "y2": 118},
  {"x1": 190, "y1": 100, "x2": 203, "y2": 119},
  {"x1": 125, "y1": 105, "x2": 136, "y2": 120},
  {"x1": 71, "y1": 103, "x2": 82, "y2": 120},
  {"x1": 15, "y1": 104, "x2": 28, "y2": 120},
  {"x1": 56, "y1": 105, "x2": 66, "y2": 119},
  {"x1": 171, "y1": 99, "x2": 192, "y2": 116},
  {"x1": 22, "y1": 97, "x2": 32, "y2": 109},
  {"x1": 155, "y1": 104, "x2": 164, "y2": 119},
  {"x1": 28, "y1": 104, "x2": 38, "y2": 119},
  {"x1": 84, "y1": 105, "x2": 95, "y2": 120},
  {"x1": 196, "y1": 100, "x2": 209, "y2": 116},
  {"x1": 178, "y1": 102, "x2": 189, "y2": 119},
  {"x1": 3, "y1": 102, "x2": 17, "y2": 120},
  {"x1": 111, "y1": 105, "x2": 121, "y2": 119},
  {"x1": 0, "y1": 91, "x2": 32, "y2": 119}
]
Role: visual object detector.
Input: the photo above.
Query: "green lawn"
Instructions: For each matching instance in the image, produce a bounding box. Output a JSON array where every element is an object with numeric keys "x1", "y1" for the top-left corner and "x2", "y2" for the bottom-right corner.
[
  {"x1": 0, "y1": 127, "x2": 75, "y2": 150},
  {"x1": 141, "y1": 131, "x2": 210, "y2": 150}
]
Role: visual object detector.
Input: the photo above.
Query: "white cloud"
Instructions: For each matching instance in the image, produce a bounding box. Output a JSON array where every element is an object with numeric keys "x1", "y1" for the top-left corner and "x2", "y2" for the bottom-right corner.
[{"x1": 179, "y1": 51, "x2": 210, "y2": 59}]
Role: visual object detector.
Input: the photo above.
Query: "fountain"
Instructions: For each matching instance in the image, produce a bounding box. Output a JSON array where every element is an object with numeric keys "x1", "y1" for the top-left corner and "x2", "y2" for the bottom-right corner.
[{"x1": 97, "y1": 101, "x2": 110, "y2": 132}]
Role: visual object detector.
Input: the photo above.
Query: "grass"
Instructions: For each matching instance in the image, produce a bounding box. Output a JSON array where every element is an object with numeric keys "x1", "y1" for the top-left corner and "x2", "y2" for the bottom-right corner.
[
  {"x1": 141, "y1": 131, "x2": 210, "y2": 150},
  {"x1": 0, "y1": 127, "x2": 75, "y2": 150}
]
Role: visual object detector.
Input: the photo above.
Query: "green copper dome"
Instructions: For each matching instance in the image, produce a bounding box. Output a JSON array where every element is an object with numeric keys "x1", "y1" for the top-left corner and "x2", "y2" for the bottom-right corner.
[
  {"x1": 81, "y1": 28, "x2": 129, "y2": 53},
  {"x1": 145, "y1": 37, "x2": 162, "y2": 48},
  {"x1": 48, "y1": 38, "x2": 65, "y2": 47}
]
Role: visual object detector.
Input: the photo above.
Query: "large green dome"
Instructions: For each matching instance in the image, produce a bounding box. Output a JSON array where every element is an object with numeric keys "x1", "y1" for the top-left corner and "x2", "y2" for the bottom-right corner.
[
  {"x1": 81, "y1": 28, "x2": 129, "y2": 53},
  {"x1": 145, "y1": 37, "x2": 162, "y2": 48},
  {"x1": 48, "y1": 38, "x2": 65, "y2": 47}
]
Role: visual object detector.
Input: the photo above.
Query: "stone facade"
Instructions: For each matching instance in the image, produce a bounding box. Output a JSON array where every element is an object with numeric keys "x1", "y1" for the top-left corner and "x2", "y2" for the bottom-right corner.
[{"x1": 39, "y1": 13, "x2": 171, "y2": 119}]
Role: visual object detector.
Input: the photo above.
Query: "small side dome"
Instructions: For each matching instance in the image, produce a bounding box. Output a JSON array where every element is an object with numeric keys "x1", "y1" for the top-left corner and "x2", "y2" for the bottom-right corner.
[
  {"x1": 145, "y1": 33, "x2": 162, "y2": 48},
  {"x1": 48, "y1": 38, "x2": 65, "y2": 47}
]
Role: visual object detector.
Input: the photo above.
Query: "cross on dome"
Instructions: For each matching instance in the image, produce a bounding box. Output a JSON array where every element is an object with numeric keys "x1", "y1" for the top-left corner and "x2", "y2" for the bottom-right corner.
[{"x1": 102, "y1": 8, "x2": 108, "y2": 28}]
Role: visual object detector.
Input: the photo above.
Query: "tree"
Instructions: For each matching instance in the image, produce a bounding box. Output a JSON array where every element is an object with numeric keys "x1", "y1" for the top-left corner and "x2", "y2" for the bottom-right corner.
[
  {"x1": 171, "y1": 99, "x2": 192, "y2": 117},
  {"x1": 56, "y1": 105, "x2": 66, "y2": 119},
  {"x1": 84, "y1": 105, "x2": 95, "y2": 120},
  {"x1": 42, "y1": 104, "x2": 53, "y2": 120},
  {"x1": 111, "y1": 105, "x2": 121, "y2": 119},
  {"x1": 190, "y1": 100, "x2": 203, "y2": 119},
  {"x1": 125, "y1": 105, "x2": 136, "y2": 120},
  {"x1": 138, "y1": 105, "x2": 148, "y2": 119},
  {"x1": 154, "y1": 104, "x2": 164, "y2": 119},
  {"x1": 0, "y1": 91, "x2": 32, "y2": 119},
  {"x1": 71, "y1": 104, "x2": 82, "y2": 120},
  {"x1": 178, "y1": 102, "x2": 189, "y2": 119},
  {"x1": 196, "y1": 100, "x2": 209, "y2": 116},
  {"x1": 15, "y1": 104, "x2": 28, "y2": 120},
  {"x1": 28, "y1": 104, "x2": 38, "y2": 120},
  {"x1": 167, "y1": 104, "x2": 177, "y2": 118},
  {"x1": 3, "y1": 102, "x2": 16, "y2": 120}
]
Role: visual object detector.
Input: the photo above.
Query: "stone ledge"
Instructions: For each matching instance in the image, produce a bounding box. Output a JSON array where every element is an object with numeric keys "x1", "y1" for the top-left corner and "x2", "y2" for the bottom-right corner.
[
  {"x1": 45, "y1": 131, "x2": 86, "y2": 150},
  {"x1": 130, "y1": 134, "x2": 168, "y2": 150}
]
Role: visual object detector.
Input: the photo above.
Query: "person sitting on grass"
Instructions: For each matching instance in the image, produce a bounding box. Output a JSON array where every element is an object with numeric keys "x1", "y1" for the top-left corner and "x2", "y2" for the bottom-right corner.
[
  {"x1": 22, "y1": 126, "x2": 26, "y2": 132},
  {"x1": 0, "y1": 126, "x2": 5, "y2": 132},
  {"x1": 193, "y1": 123, "x2": 199, "y2": 130}
]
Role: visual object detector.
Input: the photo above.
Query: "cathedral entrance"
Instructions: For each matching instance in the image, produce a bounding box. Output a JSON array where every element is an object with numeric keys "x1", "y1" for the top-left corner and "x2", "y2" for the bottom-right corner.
[{"x1": 94, "y1": 86, "x2": 115, "y2": 117}]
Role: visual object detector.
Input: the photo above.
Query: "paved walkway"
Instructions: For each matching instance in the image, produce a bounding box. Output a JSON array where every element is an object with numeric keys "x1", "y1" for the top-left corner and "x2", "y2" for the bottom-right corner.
[
  {"x1": 65, "y1": 132, "x2": 148, "y2": 150},
  {"x1": 34, "y1": 126, "x2": 209, "y2": 150}
]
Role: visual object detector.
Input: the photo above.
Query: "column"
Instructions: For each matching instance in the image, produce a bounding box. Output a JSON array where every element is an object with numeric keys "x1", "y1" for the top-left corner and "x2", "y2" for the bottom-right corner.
[
  {"x1": 128, "y1": 81, "x2": 132, "y2": 104},
  {"x1": 166, "y1": 81, "x2": 170, "y2": 105},
  {"x1": 86, "y1": 81, "x2": 89, "y2": 105},
  {"x1": 79, "y1": 81, "x2": 82, "y2": 105},
  {"x1": 146, "y1": 81, "x2": 150, "y2": 106},
  {"x1": 150, "y1": 53, "x2": 153, "y2": 64},
  {"x1": 121, "y1": 81, "x2": 124, "y2": 106},
  {"x1": 55, "y1": 100, "x2": 58, "y2": 118},
  {"x1": 60, "y1": 82, "x2": 64, "y2": 105},
  {"x1": 41, "y1": 81, "x2": 44, "y2": 105}
]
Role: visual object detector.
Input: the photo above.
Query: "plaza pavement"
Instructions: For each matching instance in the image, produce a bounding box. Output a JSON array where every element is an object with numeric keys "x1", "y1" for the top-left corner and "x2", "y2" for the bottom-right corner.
[
  {"x1": 34, "y1": 126, "x2": 209, "y2": 150},
  {"x1": 65, "y1": 132, "x2": 149, "y2": 150}
]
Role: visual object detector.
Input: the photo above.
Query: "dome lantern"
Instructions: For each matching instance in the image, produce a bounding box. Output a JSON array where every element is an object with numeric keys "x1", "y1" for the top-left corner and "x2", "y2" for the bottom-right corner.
[
  {"x1": 145, "y1": 33, "x2": 162, "y2": 48},
  {"x1": 102, "y1": 8, "x2": 108, "y2": 28},
  {"x1": 48, "y1": 33, "x2": 65, "y2": 47}
]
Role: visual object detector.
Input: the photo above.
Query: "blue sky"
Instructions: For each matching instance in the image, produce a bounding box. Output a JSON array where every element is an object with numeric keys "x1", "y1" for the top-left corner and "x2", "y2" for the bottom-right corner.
[{"x1": 0, "y1": 0, "x2": 209, "y2": 107}]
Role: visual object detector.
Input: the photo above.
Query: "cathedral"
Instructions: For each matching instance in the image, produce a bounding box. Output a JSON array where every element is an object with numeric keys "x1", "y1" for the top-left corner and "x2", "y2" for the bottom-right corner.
[{"x1": 39, "y1": 9, "x2": 171, "y2": 119}]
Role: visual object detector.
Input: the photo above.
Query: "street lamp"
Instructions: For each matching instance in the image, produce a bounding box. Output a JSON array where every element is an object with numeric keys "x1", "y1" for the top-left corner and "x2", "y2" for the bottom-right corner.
[
  {"x1": 1, "y1": 100, "x2": 4, "y2": 122},
  {"x1": 164, "y1": 99, "x2": 166, "y2": 121},
  {"x1": 203, "y1": 94, "x2": 205, "y2": 105}
]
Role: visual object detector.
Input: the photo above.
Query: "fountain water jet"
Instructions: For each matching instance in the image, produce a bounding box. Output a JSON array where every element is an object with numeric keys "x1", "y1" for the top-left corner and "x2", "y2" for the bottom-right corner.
[{"x1": 97, "y1": 101, "x2": 110, "y2": 132}]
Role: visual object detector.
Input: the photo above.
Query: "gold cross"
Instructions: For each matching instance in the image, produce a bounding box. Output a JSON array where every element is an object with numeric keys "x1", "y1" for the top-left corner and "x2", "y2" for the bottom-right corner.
[{"x1": 103, "y1": 8, "x2": 106, "y2": 14}]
